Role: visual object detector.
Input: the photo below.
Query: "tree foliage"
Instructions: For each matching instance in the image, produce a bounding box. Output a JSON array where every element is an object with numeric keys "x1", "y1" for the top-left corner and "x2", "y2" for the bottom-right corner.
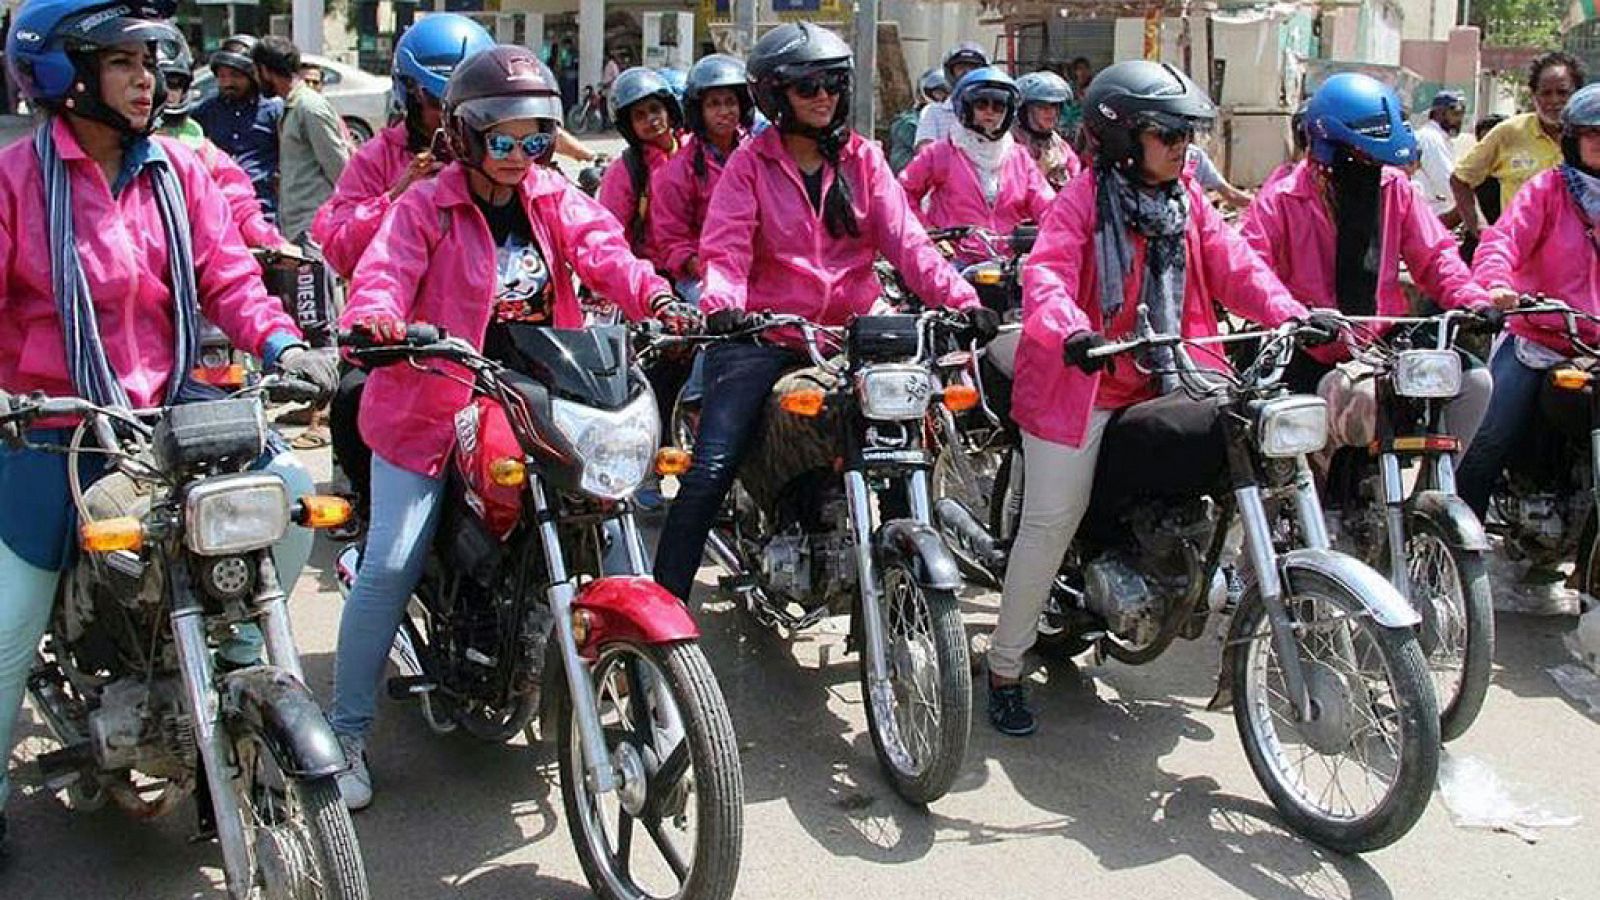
[{"x1": 1471, "y1": 0, "x2": 1567, "y2": 48}]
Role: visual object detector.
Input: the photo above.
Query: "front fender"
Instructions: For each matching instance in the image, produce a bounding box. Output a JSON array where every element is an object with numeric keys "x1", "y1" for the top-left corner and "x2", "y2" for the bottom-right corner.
[
  {"x1": 574, "y1": 576, "x2": 700, "y2": 653},
  {"x1": 1407, "y1": 489, "x2": 1490, "y2": 552},
  {"x1": 876, "y1": 519, "x2": 963, "y2": 592},
  {"x1": 1280, "y1": 547, "x2": 1421, "y2": 628},
  {"x1": 221, "y1": 666, "x2": 346, "y2": 780}
]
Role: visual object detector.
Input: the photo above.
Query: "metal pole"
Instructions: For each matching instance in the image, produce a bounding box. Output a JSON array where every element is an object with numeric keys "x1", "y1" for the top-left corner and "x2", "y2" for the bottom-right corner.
[
  {"x1": 291, "y1": 0, "x2": 325, "y2": 56},
  {"x1": 734, "y1": 0, "x2": 758, "y2": 56},
  {"x1": 853, "y1": 0, "x2": 878, "y2": 137}
]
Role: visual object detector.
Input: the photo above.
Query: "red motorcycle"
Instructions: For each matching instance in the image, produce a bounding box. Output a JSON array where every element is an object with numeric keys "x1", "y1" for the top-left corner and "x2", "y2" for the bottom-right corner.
[{"x1": 338, "y1": 323, "x2": 743, "y2": 900}]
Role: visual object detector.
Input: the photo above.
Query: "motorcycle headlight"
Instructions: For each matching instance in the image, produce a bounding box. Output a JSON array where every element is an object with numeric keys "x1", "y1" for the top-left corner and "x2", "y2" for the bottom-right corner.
[
  {"x1": 552, "y1": 391, "x2": 660, "y2": 500},
  {"x1": 1393, "y1": 350, "x2": 1462, "y2": 399},
  {"x1": 855, "y1": 364, "x2": 933, "y2": 421},
  {"x1": 184, "y1": 473, "x2": 289, "y2": 556},
  {"x1": 1256, "y1": 396, "x2": 1328, "y2": 458}
]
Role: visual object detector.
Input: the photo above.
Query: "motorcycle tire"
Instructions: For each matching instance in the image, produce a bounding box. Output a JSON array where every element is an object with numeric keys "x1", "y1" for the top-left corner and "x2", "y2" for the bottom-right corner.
[
  {"x1": 1231, "y1": 570, "x2": 1439, "y2": 854},
  {"x1": 565, "y1": 105, "x2": 590, "y2": 134},
  {"x1": 860, "y1": 561, "x2": 972, "y2": 806},
  {"x1": 1403, "y1": 517, "x2": 1494, "y2": 743},
  {"x1": 233, "y1": 727, "x2": 370, "y2": 899},
  {"x1": 556, "y1": 640, "x2": 743, "y2": 900}
]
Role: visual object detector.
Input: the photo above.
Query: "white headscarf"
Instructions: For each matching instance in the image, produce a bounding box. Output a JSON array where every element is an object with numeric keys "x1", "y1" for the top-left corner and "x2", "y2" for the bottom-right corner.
[{"x1": 950, "y1": 126, "x2": 1014, "y2": 205}]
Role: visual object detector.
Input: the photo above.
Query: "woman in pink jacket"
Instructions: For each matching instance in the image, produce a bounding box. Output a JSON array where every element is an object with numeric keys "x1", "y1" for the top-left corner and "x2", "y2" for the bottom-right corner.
[
  {"x1": 650, "y1": 53, "x2": 753, "y2": 298},
  {"x1": 652, "y1": 23, "x2": 989, "y2": 602},
  {"x1": 597, "y1": 66, "x2": 683, "y2": 269},
  {"x1": 988, "y1": 61, "x2": 1316, "y2": 737},
  {"x1": 1457, "y1": 83, "x2": 1600, "y2": 516},
  {"x1": 1012, "y1": 70, "x2": 1083, "y2": 191},
  {"x1": 1239, "y1": 73, "x2": 1497, "y2": 462},
  {"x1": 0, "y1": 0, "x2": 338, "y2": 846},
  {"x1": 900, "y1": 66, "x2": 1055, "y2": 266},
  {"x1": 329, "y1": 46, "x2": 691, "y2": 810}
]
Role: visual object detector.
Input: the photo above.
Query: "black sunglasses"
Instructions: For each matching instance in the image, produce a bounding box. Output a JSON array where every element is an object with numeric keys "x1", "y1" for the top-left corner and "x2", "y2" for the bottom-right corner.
[{"x1": 791, "y1": 72, "x2": 849, "y2": 99}]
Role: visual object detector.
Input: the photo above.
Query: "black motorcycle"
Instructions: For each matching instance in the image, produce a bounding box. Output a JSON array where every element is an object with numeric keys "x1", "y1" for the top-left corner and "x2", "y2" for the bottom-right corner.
[
  {"x1": 1032, "y1": 317, "x2": 1441, "y2": 853},
  {"x1": 337, "y1": 323, "x2": 743, "y2": 900},
  {"x1": 1315, "y1": 310, "x2": 1498, "y2": 742},
  {"x1": 687, "y1": 311, "x2": 975, "y2": 805},
  {"x1": 2, "y1": 377, "x2": 368, "y2": 898}
]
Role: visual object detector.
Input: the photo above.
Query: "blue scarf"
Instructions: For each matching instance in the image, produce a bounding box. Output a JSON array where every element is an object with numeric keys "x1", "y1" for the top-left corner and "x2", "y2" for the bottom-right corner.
[{"x1": 36, "y1": 121, "x2": 200, "y2": 409}]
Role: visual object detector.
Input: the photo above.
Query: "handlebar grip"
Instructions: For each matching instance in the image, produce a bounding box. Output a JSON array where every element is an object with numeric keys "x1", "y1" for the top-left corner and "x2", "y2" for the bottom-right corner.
[
  {"x1": 338, "y1": 323, "x2": 445, "y2": 349},
  {"x1": 267, "y1": 378, "x2": 323, "y2": 405},
  {"x1": 406, "y1": 323, "x2": 442, "y2": 345},
  {"x1": 1010, "y1": 225, "x2": 1038, "y2": 255}
]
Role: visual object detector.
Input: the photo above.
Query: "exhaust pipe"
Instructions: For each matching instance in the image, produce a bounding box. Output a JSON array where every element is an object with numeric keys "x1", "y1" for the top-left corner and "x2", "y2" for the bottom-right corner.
[{"x1": 934, "y1": 497, "x2": 1003, "y2": 568}]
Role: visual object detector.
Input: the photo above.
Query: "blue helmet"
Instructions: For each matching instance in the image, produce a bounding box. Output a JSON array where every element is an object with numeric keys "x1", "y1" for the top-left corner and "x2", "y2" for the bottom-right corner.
[
  {"x1": 917, "y1": 67, "x2": 949, "y2": 103},
  {"x1": 1016, "y1": 70, "x2": 1070, "y2": 138},
  {"x1": 1305, "y1": 72, "x2": 1416, "y2": 167},
  {"x1": 1560, "y1": 82, "x2": 1600, "y2": 167},
  {"x1": 659, "y1": 66, "x2": 688, "y2": 102},
  {"x1": 6, "y1": 0, "x2": 181, "y2": 133},
  {"x1": 392, "y1": 14, "x2": 495, "y2": 107},
  {"x1": 609, "y1": 66, "x2": 683, "y2": 145},
  {"x1": 684, "y1": 53, "x2": 752, "y2": 135},
  {"x1": 952, "y1": 66, "x2": 1019, "y2": 140}
]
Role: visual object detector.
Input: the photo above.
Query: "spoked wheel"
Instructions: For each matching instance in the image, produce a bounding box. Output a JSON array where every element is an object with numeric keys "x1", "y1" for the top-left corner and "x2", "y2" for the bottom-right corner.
[
  {"x1": 1404, "y1": 519, "x2": 1493, "y2": 742},
  {"x1": 860, "y1": 562, "x2": 972, "y2": 805},
  {"x1": 931, "y1": 444, "x2": 1005, "y2": 585},
  {"x1": 233, "y1": 728, "x2": 369, "y2": 899},
  {"x1": 557, "y1": 641, "x2": 742, "y2": 900},
  {"x1": 1232, "y1": 571, "x2": 1439, "y2": 853}
]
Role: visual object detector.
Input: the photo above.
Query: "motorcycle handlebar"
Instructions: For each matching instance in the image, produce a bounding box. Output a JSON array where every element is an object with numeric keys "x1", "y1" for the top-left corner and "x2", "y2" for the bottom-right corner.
[{"x1": 338, "y1": 323, "x2": 445, "y2": 351}]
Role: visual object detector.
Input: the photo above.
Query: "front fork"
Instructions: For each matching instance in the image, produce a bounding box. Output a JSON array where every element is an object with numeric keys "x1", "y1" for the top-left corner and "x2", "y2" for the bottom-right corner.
[
  {"x1": 530, "y1": 479, "x2": 617, "y2": 794},
  {"x1": 844, "y1": 467, "x2": 932, "y2": 712}
]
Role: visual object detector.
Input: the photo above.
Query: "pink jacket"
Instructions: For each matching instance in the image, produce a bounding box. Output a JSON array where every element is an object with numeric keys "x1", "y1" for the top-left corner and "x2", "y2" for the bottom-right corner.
[
  {"x1": 311, "y1": 124, "x2": 414, "y2": 279},
  {"x1": 597, "y1": 139, "x2": 679, "y2": 271},
  {"x1": 649, "y1": 137, "x2": 738, "y2": 281},
  {"x1": 1018, "y1": 170, "x2": 1308, "y2": 447},
  {"x1": 899, "y1": 137, "x2": 1054, "y2": 262},
  {"x1": 1239, "y1": 163, "x2": 1488, "y2": 360},
  {"x1": 196, "y1": 139, "x2": 284, "y2": 249},
  {"x1": 341, "y1": 162, "x2": 671, "y2": 478},
  {"x1": 699, "y1": 128, "x2": 978, "y2": 323},
  {"x1": 1474, "y1": 167, "x2": 1600, "y2": 352},
  {"x1": 0, "y1": 118, "x2": 299, "y2": 410}
]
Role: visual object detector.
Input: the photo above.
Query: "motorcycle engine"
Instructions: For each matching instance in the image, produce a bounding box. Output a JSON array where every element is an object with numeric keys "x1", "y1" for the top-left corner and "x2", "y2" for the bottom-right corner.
[
  {"x1": 1081, "y1": 553, "x2": 1162, "y2": 643},
  {"x1": 761, "y1": 528, "x2": 812, "y2": 602},
  {"x1": 87, "y1": 676, "x2": 194, "y2": 777}
]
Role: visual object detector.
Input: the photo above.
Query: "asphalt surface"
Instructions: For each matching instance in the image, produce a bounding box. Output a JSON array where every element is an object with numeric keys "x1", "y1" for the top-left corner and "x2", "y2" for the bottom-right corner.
[{"x1": 5, "y1": 137, "x2": 1600, "y2": 898}]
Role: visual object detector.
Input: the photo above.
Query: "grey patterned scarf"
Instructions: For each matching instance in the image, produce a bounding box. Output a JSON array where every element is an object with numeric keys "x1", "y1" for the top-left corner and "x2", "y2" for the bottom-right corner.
[
  {"x1": 36, "y1": 121, "x2": 200, "y2": 409},
  {"x1": 1094, "y1": 167, "x2": 1190, "y2": 388}
]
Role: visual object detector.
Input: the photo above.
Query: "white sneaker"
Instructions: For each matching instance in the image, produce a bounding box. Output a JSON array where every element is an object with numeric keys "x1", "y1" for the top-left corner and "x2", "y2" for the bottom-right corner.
[{"x1": 336, "y1": 734, "x2": 372, "y2": 811}]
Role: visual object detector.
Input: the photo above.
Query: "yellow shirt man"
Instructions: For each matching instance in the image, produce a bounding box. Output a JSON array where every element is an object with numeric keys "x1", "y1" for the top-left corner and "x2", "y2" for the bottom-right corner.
[{"x1": 1452, "y1": 112, "x2": 1562, "y2": 214}]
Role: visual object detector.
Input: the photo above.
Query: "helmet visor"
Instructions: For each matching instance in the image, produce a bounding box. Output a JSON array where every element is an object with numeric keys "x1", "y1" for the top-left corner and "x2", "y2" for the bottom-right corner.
[{"x1": 456, "y1": 93, "x2": 563, "y2": 131}]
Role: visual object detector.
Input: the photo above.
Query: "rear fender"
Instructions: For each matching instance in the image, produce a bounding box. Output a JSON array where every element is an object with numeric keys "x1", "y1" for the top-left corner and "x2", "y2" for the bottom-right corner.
[
  {"x1": 220, "y1": 666, "x2": 346, "y2": 780},
  {"x1": 573, "y1": 576, "x2": 699, "y2": 654},
  {"x1": 1407, "y1": 489, "x2": 1489, "y2": 552},
  {"x1": 1209, "y1": 548, "x2": 1418, "y2": 711},
  {"x1": 876, "y1": 518, "x2": 963, "y2": 592}
]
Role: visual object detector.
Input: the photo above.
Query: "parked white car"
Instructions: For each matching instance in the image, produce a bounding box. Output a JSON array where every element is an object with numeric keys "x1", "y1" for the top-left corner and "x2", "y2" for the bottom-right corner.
[{"x1": 190, "y1": 54, "x2": 392, "y2": 143}]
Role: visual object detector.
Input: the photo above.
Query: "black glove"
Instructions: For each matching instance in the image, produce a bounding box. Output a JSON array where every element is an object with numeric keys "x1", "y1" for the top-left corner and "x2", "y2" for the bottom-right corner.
[
  {"x1": 959, "y1": 306, "x2": 1002, "y2": 346},
  {"x1": 706, "y1": 308, "x2": 753, "y2": 336},
  {"x1": 1298, "y1": 311, "x2": 1344, "y2": 348},
  {"x1": 277, "y1": 345, "x2": 340, "y2": 405},
  {"x1": 1062, "y1": 331, "x2": 1110, "y2": 374},
  {"x1": 651, "y1": 294, "x2": 703, "y2": 336},
  {"x1": 1469, "y1": 306, "x2": 1506, "y2": 334}
]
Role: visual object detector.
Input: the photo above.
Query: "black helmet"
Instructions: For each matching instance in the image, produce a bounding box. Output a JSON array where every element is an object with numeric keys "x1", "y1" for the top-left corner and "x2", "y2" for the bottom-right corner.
[
  {"x1": 942, "y1": 40, "x2": 989, "y2": 87},
  {"x1": 1083, "y1": 60, "x2": 1215, "y2": 170},
  {"x1": 608, "y1": 66, "x2": 683, "y2": 146},
  {"x1": 747, "y1": 22, "x2": 853, "y2": 140},
  {"x1": 157, "y1": 32, "x2": 194, "y2": 118},
  {"x1": 211, "y1": 32, "x2": 257, "y2": 83},
  {"x1": 684, "y1": 53, "x2": 752, "y2": 136},
  {"x1": 444, "y1": 44, "x2": 563, "y2": 166}
]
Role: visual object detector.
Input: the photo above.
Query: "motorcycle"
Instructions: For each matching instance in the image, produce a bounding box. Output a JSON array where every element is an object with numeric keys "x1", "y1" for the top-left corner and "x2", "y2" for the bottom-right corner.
[
  {"x1": 688, "y1": 311, "x2": 974, "y2": 805},
  {"x1": 192, "y1": 245, "x2": 336, "y2": 392},
  {"x1": 566, "y1": 83, "x2": 608, "y2": 135},
  {"x1": 1317, "y1": 309, "x2": 1497, "y2": 742},
  {"x1": 1485, "y1": 300, "x2": 1600, "y2": 600},
  {"x1": 336, "y1": 323, "x2": 743, "y2": 900},
  {"x1": 1031, "y1": 314, "x2": 1441, "y2": 853},
  {"x1": 1, "y1": 376, "x2": 369, "y2": 898}
]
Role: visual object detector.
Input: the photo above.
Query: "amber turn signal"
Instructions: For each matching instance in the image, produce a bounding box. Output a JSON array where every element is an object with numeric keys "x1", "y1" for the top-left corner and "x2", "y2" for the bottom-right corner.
[
  {"x1": 295, "y1": 495, "x2": 352, "y2": 529},
  {"x1": 971, "y1": 266, "x2": 1003, "y2": 286},
  {"x1": 489, "y1": 457, "x2": 527, "y2": 487},
  {"x1": 1553, "y1": 368, "x2": 1593, "y2": 391},
  {"x1": 779, "y1": 388, "x2": 826, "y2": 417},
  {"x1": 942, "y1": 384, "x2": 981, "y2": 412},
  {"x1": 80, "y1": 516, "x2": 144, "y2": 553},
  {"x1": 655, "y1": 447, "x2": 693, "y2": 476}
]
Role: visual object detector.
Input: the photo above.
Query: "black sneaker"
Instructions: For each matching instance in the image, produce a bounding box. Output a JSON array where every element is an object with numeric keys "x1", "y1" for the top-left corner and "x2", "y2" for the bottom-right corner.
[{"x1": 988, "y1": 680, "x2": 1037, "y2": 737}]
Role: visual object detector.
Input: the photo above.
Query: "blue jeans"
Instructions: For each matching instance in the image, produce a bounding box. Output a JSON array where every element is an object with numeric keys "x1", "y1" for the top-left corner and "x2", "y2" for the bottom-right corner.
[
  {"x1": 330, "y1": 455, "x2": 445, "y2": 739},
  {"x1": 1457, "y1": 337, "x2": 1549, "y2": 517},
  {"x1": 676, "y1": 278, "x2": 707, "y2": 404},
  {"x1": 0, "y1": 450, "x2": 313, "y2": 810},
  {"x1": 654, "y1": 342, "x2": 798, "y2": 601}
]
